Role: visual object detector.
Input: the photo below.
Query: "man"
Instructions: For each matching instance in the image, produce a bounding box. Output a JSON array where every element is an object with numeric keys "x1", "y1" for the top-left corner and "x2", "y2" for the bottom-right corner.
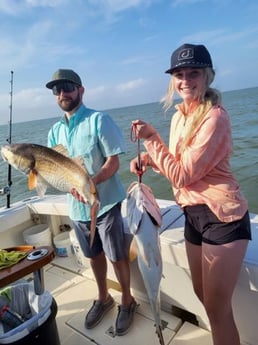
[{"x1": 46, "y1": 69, "x2": 137, "y2": 335}]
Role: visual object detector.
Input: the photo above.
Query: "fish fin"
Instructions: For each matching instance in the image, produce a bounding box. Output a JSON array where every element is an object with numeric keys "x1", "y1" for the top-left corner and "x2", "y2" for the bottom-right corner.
[
  {"x1": 89, "y1": 199, "x2": 100, "y2": 248},
  {"x1": 52, "y1": 144, "x2": 69, "y2": 156},
  {"x1": 129, "y1": 238, "x2": 138, "y2": 262},
  {"x1": 72, "y1": 156, "x2": 85, "y2": 167},
  {"x1": 72, "y1": 156, "x2": 93, "y2": 179},
  {"x1": 28, "y1": 170, "x2": 48, "y2": 197},
  {"x1": 28, "y1": 170, "x2": 37, "y2": 190},
  {"x1": 36, "y1": 180, "x2": 48, "y2": 198},
  {"x1": 52, "y1": 145, "x2": 87, "y2": 172},
  {"x1": 51, "y1": 145, "x2": 89, "y2": 176}
]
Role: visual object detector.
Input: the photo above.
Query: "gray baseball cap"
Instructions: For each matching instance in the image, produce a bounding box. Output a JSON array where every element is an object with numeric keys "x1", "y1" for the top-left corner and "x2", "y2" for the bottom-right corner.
[{"x1": 46, "y1": 69, "x2": 82, "y2": 89}]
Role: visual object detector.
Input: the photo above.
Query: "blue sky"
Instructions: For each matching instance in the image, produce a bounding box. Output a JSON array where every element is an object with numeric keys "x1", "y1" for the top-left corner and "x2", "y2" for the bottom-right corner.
[{"x1": 0, "y1": 0, "x2": 257, "y2": 124}]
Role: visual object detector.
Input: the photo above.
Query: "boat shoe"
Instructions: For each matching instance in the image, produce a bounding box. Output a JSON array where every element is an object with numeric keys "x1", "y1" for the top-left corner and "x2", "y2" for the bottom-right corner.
[
  {"x1": 115, "y1": 299, "x2": 138, "y2": 336},
  {"x1": 85, "y1": 294, "x2": 115, "y2": 329}
]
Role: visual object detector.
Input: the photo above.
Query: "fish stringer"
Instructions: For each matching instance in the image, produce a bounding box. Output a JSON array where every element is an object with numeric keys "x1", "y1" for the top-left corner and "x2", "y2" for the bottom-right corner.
[
  {"x1": 129, "y1": 123, "x2": 144, "y2": 261},
  {"x1": 130, "y1": 123, "x2": 143, "y2": 183}
]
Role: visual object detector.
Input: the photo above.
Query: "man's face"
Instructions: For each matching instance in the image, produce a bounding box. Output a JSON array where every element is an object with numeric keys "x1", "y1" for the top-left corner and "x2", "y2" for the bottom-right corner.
[{"x1": 52, "y1": 82, "x2": 83, "y2": 112}]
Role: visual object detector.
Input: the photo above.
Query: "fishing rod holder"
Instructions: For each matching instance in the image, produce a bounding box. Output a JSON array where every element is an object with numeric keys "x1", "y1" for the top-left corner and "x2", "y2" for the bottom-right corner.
[{"x1": 0, "y1": 186, "x2": 10, "y2": 196}]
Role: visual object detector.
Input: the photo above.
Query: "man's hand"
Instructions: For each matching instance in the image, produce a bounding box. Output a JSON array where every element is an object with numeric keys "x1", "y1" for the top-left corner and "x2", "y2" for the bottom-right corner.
[{"x1": 70, "y1": 188, "x2": 88, "y2": 203}]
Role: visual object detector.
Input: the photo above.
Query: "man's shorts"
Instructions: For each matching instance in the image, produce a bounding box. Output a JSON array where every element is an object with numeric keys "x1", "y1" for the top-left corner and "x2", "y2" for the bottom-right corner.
[
  {"x1": 72, "y1": 203, "x2": 128, "y2": 262},
  {"x1": 184, "y1": 204, "x2": 252, "y2": 245}
]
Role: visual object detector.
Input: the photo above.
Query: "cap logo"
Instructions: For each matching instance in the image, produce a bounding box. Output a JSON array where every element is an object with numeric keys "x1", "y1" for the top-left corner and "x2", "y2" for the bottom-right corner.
[{"x1": 178, "y1": 48, "x2": 194, "y2": 61}]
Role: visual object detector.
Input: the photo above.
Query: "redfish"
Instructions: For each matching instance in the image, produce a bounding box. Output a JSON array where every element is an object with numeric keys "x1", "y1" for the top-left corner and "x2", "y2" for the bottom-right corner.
[{"x1": 1, "y1": 143, "x2": 100, "y2": 247}]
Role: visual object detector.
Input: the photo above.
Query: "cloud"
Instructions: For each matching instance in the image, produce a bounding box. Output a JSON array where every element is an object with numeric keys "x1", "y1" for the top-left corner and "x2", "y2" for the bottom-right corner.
[
  {"x1": 0, "y1": 0, "x2": 22, "y2": 14},
  {"x1": 181, "y1": 25, "x2": 258, "y2": 47},
  {"x1": 88, "y1": 0, "x2": 152, "y2": 13},
  {"x1": 26, "y1": 0, "x2": 69, "y2": 7},
  {"x1": 116, "y1": 78, "x2": 145, "y2": 92},
  {"x1": 0, "y1": 0, "x2": 159, "y2": 14},
  {"x1": 0, "y1": 87, "x2": 57, "y2": 124},
  {"x1": 86, "y1": 79, "x2": 147, "y2": 104},
  {"x1": 0, "y1": 0, "x2": 56, "y2": 15},
  {"x1": 14, "y1": 88, "x2": 51, "y2": 109},
  {"x1": 172, "y1": 0, "x2": 207, "y2": 6},
  {"x1": 86, "y1": 85, "x2": 107, "y2": 98},
  {"x1": 121, "y1": 56, "x2": 146, "y2": 65},
  {"x1": 0, "y1": 0, "x2": 256, "y2": 125}
]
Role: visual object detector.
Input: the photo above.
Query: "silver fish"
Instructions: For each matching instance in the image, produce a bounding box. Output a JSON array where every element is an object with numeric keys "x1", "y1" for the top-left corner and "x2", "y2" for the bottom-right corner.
[
  {"x1": 1, "y1": 143, "x2": 100, "y2": 247},
  {"x1": 126, "y1": 181, "x2": 165, "y2": 345}
]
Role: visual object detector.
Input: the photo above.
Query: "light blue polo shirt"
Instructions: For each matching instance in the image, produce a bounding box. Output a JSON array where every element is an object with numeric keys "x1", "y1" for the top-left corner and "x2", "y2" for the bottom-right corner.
[{"x1": 48, "y1": 104, "x2": 126, "y2": 221}]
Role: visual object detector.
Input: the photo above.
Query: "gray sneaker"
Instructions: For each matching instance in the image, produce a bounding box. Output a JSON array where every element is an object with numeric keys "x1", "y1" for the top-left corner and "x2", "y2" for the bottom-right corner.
[
  {"x1": 115, "y1": 299, "x2": 138, "y2": 336},
  {"x1": 85, "y1": 295, "x2": 115, "y2": 329}
]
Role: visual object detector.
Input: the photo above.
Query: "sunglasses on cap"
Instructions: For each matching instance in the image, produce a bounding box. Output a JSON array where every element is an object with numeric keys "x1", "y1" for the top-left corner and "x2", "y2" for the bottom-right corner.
[{"x1": 52, "y1": 82, "x2": 79, "y2": 95}]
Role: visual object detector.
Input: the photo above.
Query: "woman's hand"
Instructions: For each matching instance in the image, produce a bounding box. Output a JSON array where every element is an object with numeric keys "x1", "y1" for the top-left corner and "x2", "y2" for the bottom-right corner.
[
  {"x1": 131, "y1": 120, "x2": 156, "y2": 140},
  {"x1": 130, "y1": 153, "x2": 149, "y2": 176},
  {"x1": 130, "y1": 120, "x2": 157, "y2": 176}
]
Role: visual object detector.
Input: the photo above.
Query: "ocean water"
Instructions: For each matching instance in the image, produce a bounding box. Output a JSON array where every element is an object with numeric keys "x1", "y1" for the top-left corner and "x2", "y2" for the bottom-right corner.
[{"x1": 0, "y1": 87, "x2": 257, "y2": 213}]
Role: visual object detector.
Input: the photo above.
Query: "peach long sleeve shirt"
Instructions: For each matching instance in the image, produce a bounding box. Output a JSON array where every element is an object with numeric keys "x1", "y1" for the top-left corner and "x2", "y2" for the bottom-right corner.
[{"x1": 144, "y1": 104, "x2": 248, "y2": 222}]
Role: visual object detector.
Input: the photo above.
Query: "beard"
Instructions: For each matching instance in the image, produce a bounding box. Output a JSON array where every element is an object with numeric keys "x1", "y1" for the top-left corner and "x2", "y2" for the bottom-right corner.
[{"x1": 58, "y1": 92, "x2": 81, "y2": 112}]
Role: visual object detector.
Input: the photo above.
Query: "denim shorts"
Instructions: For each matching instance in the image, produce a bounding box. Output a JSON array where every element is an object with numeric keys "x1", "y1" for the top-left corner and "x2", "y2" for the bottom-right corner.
[
  {"x1": 184, "y1": 204, "x2": 252, "y2": 245},
  {"x1": 72, "y1": 203, "x2": 128, "y2": 261}
]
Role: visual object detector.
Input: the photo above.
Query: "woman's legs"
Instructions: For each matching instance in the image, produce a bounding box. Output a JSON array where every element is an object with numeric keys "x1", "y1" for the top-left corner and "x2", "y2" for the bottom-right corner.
[
  {"x1": 186, "y1": 239, "x2": 248, "y2": 345},
  {"x1": 185, "y1": 240, "x2": 203, "y2": 301}
]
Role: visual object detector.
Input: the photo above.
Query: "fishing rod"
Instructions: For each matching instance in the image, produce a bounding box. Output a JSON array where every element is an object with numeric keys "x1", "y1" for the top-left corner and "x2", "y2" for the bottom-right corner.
[
  {"x1": 0, "y1": 71, "x2": 14, "y2": 208},
  {"x1": 6, "y1": 71, "x2": 14, "y2": 208}
]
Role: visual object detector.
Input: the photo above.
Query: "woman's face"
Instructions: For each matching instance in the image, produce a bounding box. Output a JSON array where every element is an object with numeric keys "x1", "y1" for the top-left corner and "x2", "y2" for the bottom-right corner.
[{"x1": 173, "y1": 67, "x2": 206, "y2": 104}]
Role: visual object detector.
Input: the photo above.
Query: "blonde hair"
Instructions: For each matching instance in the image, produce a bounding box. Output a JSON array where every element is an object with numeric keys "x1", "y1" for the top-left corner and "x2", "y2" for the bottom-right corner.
[{"x1": 163, "y1": 68, "x2": 221, "y2": 153}]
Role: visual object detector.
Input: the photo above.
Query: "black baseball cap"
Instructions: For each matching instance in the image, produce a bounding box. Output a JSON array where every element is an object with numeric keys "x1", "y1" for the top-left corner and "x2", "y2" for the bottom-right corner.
[
  {"x1": 46, "y1": 69, "x2": 82, "y2": 89},
  {"x1": 165, "y1": 43, "x2": 213, "y2": 74}
]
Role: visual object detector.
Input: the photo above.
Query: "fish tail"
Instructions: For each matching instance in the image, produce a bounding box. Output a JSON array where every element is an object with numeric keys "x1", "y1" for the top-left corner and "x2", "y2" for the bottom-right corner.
[
  {"x1": 156, "y1": 324, "x2": 165, "y2": 345},
  {"x1": 89, "y1": 199, "x2": 100, "y2": 248}
]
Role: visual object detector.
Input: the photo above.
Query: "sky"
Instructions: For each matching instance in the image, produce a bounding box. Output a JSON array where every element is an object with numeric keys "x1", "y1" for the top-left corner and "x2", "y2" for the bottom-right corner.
[{"x1": 0, "y1": 0, "x2": 257, "y2": 125}]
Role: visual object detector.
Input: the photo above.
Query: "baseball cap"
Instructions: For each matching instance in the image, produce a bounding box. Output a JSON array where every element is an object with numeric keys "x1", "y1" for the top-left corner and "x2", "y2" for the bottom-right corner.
[
  {"x1": 46, "y1": 69, "x2": 82, "y2": 89},
  {"x1": 165, "y1": 43, "x2": 213, "y2": 74}
]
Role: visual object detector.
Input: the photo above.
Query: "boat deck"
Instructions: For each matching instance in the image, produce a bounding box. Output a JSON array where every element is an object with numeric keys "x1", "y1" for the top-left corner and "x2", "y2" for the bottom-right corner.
[
  {"x1": 1, "y1": 195, "x2": 256, "y2": 344},
  {"x1": 45, "y1": 255, "x2": 213, "y2": 345}
]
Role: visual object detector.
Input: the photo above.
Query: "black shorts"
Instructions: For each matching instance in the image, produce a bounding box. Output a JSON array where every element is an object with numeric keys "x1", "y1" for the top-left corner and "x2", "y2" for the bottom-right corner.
[{"x1": 184, "y1": 204, "x2": 252, "y2": 245}]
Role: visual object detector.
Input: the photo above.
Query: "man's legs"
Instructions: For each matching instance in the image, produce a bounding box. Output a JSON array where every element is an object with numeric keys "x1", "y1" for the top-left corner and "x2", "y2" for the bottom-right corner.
[
  {"x1": 112, "y1": 258, "x2": 137, "y2": 336},
  {"x1": 112, "y1": 258, "x2": 134, "y2": 306},
  {"x1": 85, "y1": 252, "x2": 115, "y2": 329},
  {"x1": 90, "y1": 251, "x2": 109, "y2": 302}
]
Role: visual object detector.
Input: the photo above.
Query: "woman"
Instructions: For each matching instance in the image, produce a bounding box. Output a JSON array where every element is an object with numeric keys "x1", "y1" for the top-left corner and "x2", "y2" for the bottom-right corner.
[{"x1": 130, "y1": 43, "x2": 251, "y2": 345}]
